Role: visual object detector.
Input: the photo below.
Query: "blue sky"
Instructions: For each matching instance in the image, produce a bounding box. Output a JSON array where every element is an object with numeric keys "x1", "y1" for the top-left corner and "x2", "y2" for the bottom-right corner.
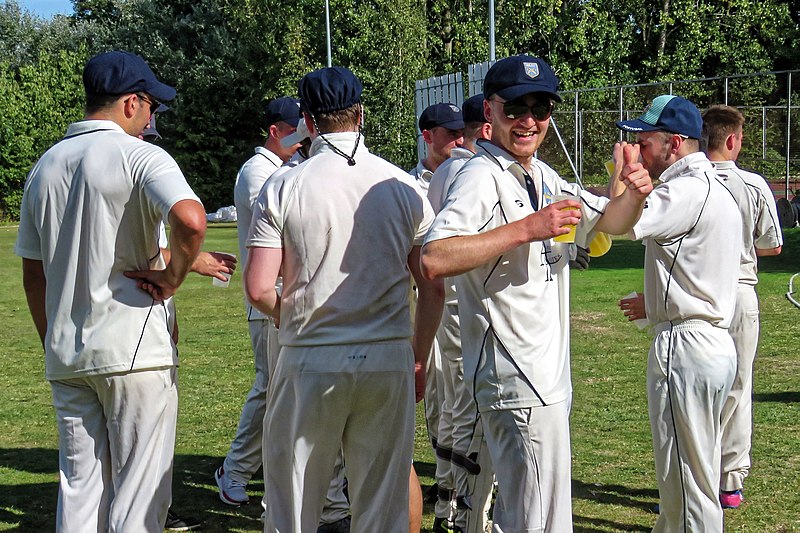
[{"x1": 15, "y1": 0, "x2": 74, "y2": 18}]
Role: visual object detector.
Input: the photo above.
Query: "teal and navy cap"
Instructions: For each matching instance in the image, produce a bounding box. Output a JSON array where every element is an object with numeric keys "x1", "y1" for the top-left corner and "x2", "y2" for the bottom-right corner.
[{"x1": 616, "y1": 95, "x2": 702, "y2": 139}]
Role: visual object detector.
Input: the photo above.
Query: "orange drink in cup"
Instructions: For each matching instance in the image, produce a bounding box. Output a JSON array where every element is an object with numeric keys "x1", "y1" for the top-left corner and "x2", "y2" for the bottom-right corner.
[{"x1": 552, "y1": 193, "x2": 578, "y2": 243}]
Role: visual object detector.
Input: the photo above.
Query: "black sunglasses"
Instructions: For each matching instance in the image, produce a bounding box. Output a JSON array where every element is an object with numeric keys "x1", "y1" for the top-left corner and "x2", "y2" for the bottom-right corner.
[
  {"x1": 136, "y1": 93, "x2": 160, "y2": 115},
  {"x1": 496, "y1": 98, "x2": 554, "y2": 121}
]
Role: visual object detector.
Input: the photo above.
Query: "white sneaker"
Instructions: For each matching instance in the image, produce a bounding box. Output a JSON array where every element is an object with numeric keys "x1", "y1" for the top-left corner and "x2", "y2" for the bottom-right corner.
[{"x1": 214, "y1": 465, "x2": 249, "y2": 506}]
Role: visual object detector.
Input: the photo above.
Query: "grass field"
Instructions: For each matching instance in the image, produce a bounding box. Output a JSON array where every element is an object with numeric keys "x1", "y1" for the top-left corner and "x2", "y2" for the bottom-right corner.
[{"x1": 1, "y1": 223, "x2": 798, "y2": 532}]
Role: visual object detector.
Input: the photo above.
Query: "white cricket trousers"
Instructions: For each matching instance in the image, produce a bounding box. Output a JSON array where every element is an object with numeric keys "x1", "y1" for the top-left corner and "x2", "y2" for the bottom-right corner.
[
  {"x1": 436, "y1": 304, "x2": 493, "y2": 531},
  {"x1": 481, "y1": 399, "x2": 573, "y2": 533},
  {"x1": 50, "y1": 367, "x2": 178, "y2": 533},
  {"x1": 224, "y1": 319, "x2": 279, "y2": 484},
  {"x1": 720, "y1": 286, "x2": 759, "y2": 491},
  {"x1": 648, "y1": 320, "x2": 735, "y2": 533},
  {"x1": 459, "y1": 416, "x2": 494, "y2": 533},
  {"x1": 263, "y1": 342, "x2": 415, "y2": 533}
]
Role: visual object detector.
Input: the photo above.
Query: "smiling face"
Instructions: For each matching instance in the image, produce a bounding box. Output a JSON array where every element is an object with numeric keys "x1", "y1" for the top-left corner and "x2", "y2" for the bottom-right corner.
[{"x1": 485, "y1": 93, "x2": 552, "y2": 169}]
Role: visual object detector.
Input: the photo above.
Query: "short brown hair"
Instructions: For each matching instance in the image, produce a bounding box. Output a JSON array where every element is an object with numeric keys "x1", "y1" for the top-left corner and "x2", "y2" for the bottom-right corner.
[
  {"x1": 702, "y1": 105, "x2": 745, "y2": 152},
  {"x1": 85, "y1": 92, "x2": 124, "y2": 114},
  {"x1": 313, "y1": 103, "x2": 361, "y2": 134}
]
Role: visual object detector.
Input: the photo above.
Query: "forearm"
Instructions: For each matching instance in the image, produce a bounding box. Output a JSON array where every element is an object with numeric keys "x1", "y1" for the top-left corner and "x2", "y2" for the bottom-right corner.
[
  {"x1": 421, "y1": 222, "x2": 531, "y2": 279},
  {"x1": 756, "y1": 246, "x2": 781, "y2": 256},
  {"x1": 22, "y1": 259, "x2": 47, "y2": 347},
  {"x1": 408, "y1": 246, "x2": 445, "y2": 367},
  {"x1": 248, "y1": 286, "x2": 280, "y2": 321},
  {"x1": 412, "y1": 282, "x2": 445, "y2": 366},
  {"x1": 165, "y1": 200, "x2": 206, "y2": 286},
  {"x1": 594, "y1": 190, "x2": 646, "y2": 235}
]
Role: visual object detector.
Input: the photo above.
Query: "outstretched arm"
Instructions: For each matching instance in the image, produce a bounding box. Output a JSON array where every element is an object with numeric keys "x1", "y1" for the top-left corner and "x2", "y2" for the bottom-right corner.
[{"x1": 421, "y1": 199, "x2": 582, "y2": 280}]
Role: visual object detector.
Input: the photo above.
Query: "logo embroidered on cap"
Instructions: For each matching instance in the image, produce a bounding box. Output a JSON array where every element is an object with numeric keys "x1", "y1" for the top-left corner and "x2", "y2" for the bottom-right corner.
[
  {"x1": 524, "y1": 62, "x2": 540, "y2": 79},
  {"x1": 449, "y1": 104, "x2": 460, "y2": 112}
]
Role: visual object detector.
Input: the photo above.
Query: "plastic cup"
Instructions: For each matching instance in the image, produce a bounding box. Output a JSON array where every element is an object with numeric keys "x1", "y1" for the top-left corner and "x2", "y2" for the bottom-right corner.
[
  {"x1": 604, "y1": 159, "x2": 617, "y2": 177},
  {"x1": 552, "y1": 194, "x2": 578, "y2": 243},
  {"x1": 211, "y1": 252, "x2": 236, "y2": 288}
]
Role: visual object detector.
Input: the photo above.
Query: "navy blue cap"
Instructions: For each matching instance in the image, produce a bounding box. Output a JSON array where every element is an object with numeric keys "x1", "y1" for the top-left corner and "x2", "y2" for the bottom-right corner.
[
  {"x1": 462, "y1": 94, "x2": 487, "y2": 124},
  {"x1": 298, "y1": 67, "x2": 362, "y2": 115},
  {"x1": 483, "y1": 55, "x2": 561, "y2": 103},
  {"x1": 83, "y1": 51, "x2": 176, "y2": 102},
  {"x1": 266, "y1": 96, "x2": 301, "y2": 127},
  {"x1": 419, "y1": 103, "x2": 464, "y2": 131},
  {"x1": 616, "y1": 95, "x2": 702, "y2": 139}
]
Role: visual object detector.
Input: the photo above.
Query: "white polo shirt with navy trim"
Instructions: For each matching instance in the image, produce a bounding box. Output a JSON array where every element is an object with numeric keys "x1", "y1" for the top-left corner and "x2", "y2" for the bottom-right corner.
[
  {"x1": 234, "y1": 146, "x2": 284, "y2": 320},
  {"x1": 632, "y1": 152, "x2": 742, "y2": 327},
  {"x1": 712, "y1": 160, "x2": 782, "y2": 286},
  {"x1": 424, "y1": 140, "x2": 609, "y2": 411},
  {"x1": 248, "y1": 132, "x2": 435, "y2": 348},
  {"x1": 15, "y1": 119, "x2": 202, "y2": 380}
]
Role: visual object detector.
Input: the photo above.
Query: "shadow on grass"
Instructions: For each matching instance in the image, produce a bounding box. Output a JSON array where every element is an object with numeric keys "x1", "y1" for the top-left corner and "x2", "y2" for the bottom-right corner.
[
  {"x1": 574, "y1": 513, "x2": 652, "y2": 532},
  {"x1": 573, "y1": 479, "x2": 658, "y2": 513},
  {"x1": 754, "y1": 391, "x2": 800, "y2": 403},
  {"x1": 0, "y1": 450, "x2": 265, "y2": 532}
]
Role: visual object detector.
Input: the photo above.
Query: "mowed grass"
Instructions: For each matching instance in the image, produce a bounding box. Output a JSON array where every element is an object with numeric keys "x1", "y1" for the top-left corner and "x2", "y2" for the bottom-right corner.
[{"x1": 0, "y1": 223, "x2": 798, "y2": 532}]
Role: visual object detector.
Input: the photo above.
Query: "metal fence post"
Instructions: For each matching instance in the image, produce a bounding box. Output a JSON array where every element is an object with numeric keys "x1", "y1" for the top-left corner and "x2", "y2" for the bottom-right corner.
[{"x1": 787, "y1": 72, "x2": 793, "y2": 198}]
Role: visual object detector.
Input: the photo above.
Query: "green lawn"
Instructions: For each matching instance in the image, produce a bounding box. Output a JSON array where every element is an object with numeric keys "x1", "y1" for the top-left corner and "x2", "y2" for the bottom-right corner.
[{"x1": 1, "y1": 223, "x2": 798, "y2": 532}]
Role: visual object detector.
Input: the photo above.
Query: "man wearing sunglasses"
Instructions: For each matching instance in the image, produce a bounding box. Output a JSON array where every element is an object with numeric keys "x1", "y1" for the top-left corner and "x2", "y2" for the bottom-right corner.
[
  {"x1": 421, "y1": 54, "x2": 653, "y2": 531},
  {"x1": 16, "y1": 51, "x2": 206, "y2": 531}
]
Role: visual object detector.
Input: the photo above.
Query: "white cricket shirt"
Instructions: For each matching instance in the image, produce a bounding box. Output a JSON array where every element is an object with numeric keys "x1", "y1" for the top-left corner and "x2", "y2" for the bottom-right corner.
[
  {"x1": 409, "y1": 161, "x2": 433, "y2": 192},
  {"x1": 632, "y1": 152, "x2": 742, "y2": 327},
  {"x1": 15, "y1": 120, "x2": 201, "y2": 380},
  {"x1": 248, "y1": 132, "x2": 435, "y2": 347},
  {"x1": 234, "y1": 146, "x2": 283, "y2": 320},
  {"x1": 428, "y1": 146, "x2": 474, "y2": 307},
  {"x1": 712, "y1": 160, "x2": 782, "y2": 286},
  {"x1": 424, "y1": 140, "x2": 609, "y2": 411}
]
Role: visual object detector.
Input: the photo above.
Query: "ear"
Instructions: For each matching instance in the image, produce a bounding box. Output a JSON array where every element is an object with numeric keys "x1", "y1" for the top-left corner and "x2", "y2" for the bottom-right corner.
[
  {"x1": 268, "y1": 123, "x2": 279, "y2": 140},
  {"x1": 122, "y1": 94, "x2": 137, "y2": 119},
  {"x1": 483, "y1": 99, "x2": 493, "y2": 123},
  {"x1": 725, "y1": 133, "x2": 736, "y2": 151},
  {"x1": 303, "y1": 113, "x2": 316, "y2": 137},
  {"x1": 670, "y1": 134, "x2": 683, "y2": 154},
  {"x1": 481, "y1": 122, "x2": 492, "y2": 140},
  {"x1": 421, "y1": 129, "x2": 433, "y2": 144}
]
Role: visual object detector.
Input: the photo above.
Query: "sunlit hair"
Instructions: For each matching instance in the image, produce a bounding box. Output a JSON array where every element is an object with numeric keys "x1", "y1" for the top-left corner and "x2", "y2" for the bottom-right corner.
[
  {"x1": 314, "y1": 103, "x2": 362, "y2": 133},
  {"x1": 702, "y1": 105, "x2": 745, "y2": 152}
]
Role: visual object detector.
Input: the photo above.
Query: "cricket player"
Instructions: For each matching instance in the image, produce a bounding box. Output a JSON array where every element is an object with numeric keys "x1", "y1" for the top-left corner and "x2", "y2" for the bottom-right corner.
[
  {"x1": 426, "y1": 93, "x2": 495, "y2": 533},
  {"x1": 702, "y1": 105, "x2": 783, "y2": 509},
  {"x1": 245, "y1": 66, "x2": 444, "y2": 532},
  {"x1": 421, "y1": 55, "x2": 653, "y2": 531},
  {"x1": 615, "y1": 95, "x2": 742, "y2": 532},
  {"x1": 411, "y1": 101, "x2": 465, "y2": 511},
  {"x1": 215, "y1": 96, "x2": 301, "y2": 507},
  {"x1": 16, "y1": 50, "x2": 206, "y2": 532}
]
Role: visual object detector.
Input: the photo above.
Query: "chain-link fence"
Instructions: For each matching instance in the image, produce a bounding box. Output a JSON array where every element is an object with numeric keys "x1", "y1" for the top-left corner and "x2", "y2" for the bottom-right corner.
[{"x1": 415, "y1": 64, "x2": 800, "y2": 197}]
